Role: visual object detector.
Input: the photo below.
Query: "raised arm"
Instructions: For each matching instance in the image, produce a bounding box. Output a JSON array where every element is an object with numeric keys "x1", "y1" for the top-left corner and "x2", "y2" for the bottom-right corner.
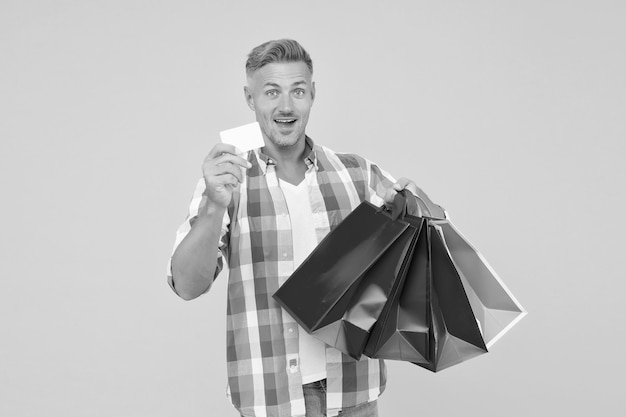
[{"x1": 169, "y1": 143, "x2": 251, "y2": 300}]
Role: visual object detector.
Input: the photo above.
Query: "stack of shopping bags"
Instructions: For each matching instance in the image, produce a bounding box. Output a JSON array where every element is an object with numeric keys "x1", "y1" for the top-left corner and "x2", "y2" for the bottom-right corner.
[{"x1": 273, "y1": 191, "x2": 526, "y2": 372}]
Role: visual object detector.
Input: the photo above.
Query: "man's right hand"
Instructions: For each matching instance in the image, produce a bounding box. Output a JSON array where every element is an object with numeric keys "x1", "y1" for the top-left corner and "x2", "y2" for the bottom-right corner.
[{"x1": 201, "y1": 143, "x2": 252, "y2": 210}]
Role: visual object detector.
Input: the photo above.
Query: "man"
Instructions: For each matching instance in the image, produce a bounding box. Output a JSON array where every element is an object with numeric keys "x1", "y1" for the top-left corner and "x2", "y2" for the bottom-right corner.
[{"x1": 168, "y1": 39, "x2": 444, "y2": 417}]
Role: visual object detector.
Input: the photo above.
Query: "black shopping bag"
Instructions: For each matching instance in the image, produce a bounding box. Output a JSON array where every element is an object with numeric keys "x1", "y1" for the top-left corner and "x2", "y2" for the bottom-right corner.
[
  {"x1": 364, "y1": 207, "x2": 488, "y2": 372},
  {"x1": 273, "y1": 194, "x2": 420, "y2": 359},
  {"x1": 363, "y1": 214, "x2": 431, "y2": 363}
]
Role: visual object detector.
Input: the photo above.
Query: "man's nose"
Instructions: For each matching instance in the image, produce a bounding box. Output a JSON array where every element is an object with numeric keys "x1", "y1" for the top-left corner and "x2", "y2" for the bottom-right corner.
[{"x1": 277, "y1": 94, "x2": 293, "y2": 113}]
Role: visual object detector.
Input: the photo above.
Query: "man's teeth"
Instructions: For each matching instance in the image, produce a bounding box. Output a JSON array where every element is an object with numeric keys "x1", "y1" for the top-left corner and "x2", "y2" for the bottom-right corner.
[{"x1": 275, "y1": 119, "x2": 295, "y2": 123}]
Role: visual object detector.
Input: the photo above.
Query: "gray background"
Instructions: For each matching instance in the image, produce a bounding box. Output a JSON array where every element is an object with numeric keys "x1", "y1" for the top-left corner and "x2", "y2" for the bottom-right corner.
[{"x1": 1, "y1": 0, "x2": 624, "y2": 416}]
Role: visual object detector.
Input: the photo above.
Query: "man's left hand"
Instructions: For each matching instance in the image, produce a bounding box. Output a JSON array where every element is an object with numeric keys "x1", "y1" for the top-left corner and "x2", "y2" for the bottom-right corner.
[{"x1": 383, "y1": 177, "x2": 446, "y2": 219}]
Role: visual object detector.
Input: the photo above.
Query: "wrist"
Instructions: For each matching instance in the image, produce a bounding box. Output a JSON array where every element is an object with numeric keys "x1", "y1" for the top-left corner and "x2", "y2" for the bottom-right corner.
[{"x1": 198, "y1": 197, "x2": 228, "y2": 218}]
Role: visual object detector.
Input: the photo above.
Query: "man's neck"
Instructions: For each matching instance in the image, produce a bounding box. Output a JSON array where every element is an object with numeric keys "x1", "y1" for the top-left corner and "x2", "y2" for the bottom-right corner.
[{"x1": 262, "y1": 136, "x2": 308, "y2": 185}]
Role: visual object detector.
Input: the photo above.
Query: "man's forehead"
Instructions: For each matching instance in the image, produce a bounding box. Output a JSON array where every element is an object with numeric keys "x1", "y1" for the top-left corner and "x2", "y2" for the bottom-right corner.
[{"x1": 248, "y1": 62, "x2": 312, "y2": 86}]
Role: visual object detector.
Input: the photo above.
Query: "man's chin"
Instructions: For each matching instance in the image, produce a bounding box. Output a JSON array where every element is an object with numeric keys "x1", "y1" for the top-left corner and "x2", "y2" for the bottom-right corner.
[{"x1": 268, "y1": 133, "x2": 303, "y2": 149}]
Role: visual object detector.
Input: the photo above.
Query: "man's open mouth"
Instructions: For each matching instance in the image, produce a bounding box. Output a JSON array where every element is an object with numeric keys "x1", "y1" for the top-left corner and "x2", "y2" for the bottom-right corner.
[{"x1": 274, "y1": 118, "x2": 297, "y2": 126}]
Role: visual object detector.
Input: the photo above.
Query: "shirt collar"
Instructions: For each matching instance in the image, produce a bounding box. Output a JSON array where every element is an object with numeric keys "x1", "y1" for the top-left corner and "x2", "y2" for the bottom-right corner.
[{"x1": 253, "y1": 136, "x2": 318, "y2": 175}]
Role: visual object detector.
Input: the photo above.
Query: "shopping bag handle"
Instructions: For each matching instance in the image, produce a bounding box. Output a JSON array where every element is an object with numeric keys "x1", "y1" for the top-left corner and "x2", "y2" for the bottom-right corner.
[{"x1": 389, "y1": 190, "x2": 422, "y2": 220}]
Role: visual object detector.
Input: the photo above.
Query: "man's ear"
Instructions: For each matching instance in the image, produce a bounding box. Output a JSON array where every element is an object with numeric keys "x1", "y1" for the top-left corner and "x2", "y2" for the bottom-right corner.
[
  {"x1": 244, "y1": 86, "x2": 255, "y2": 111},
  {"x1": 311, "y1": 81, "x2": 316, "y2": 103}
]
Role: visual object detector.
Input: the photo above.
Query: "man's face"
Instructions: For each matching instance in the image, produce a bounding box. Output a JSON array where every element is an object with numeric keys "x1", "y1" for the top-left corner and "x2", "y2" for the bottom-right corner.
[{"x1": 244, "y1": 62, "x2": 315, "y2": 149}]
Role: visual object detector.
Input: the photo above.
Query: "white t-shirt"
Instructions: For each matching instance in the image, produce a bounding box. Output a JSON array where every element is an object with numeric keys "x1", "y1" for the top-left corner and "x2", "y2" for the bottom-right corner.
[{"x1": 279, "y1": 178, "x2": 327, "y2": 384}]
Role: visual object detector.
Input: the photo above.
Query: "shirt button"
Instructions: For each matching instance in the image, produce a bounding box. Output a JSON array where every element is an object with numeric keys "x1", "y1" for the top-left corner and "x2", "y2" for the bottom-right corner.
[
  {"x1": 283, "y1": 252, "x2": 288, "y2": 258},
  {"x1": 288, "y1": 327, "x2": 294, "y2": 333}
]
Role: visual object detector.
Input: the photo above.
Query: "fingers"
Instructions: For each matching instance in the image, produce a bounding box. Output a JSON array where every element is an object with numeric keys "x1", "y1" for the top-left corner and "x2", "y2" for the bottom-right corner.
[
  {"x1": 389, "y1": 177, "x2": 446, "y2": 219},
  {"x1": 392, "y1": 177, "x2": 409, "y2": 191},
  {"x1": 211, "y1": 173, "x2": 241, "y2": 189},
  {"x1": 200, "y1": 143, "x2": 253, "y2": 208},
  {"x1": 206, "y1": 144, "x2": 252, "y2": 177},
  {"x1": 212, "y1": 163, "x2": 245, "y2": 183},
  {"x1": 203, "y1": 143, "x2": 253, "y2": 186},
  {"x1": 207, "y1": 143, "x2": 243, "y2": 159},
  {"x1": 204, "y1": 158, "x2": 247, "y2": 183},
  {"x1": 386, "y1": 177, "x2": 414, "y2": 205},
  {"x1": 393, "y1": 177, "x2": 420, "y2": 196},
  {"x1": 205, "y1": 149, "x2": 252, "y2": 170}
]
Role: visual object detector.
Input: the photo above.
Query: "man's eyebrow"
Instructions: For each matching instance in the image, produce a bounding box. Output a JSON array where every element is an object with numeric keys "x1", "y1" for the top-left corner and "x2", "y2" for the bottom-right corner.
[{"x1": 263, "y1": 80, "x2": 307, "y2": 88}]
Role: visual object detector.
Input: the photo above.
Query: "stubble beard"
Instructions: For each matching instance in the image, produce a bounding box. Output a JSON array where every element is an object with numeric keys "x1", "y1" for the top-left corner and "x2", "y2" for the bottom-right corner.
[
  {"x1": 263, "y1": 125, "x2": 304, "y2": 150},
  {"x1": 271, "y1": 133, "x2": 302, "y2": 149}
]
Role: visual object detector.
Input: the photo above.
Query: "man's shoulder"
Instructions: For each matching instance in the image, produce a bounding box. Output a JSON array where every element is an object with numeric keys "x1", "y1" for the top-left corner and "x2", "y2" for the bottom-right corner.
[{"x1": 315, "y1": 143, "x2": 370, "y2": 170}]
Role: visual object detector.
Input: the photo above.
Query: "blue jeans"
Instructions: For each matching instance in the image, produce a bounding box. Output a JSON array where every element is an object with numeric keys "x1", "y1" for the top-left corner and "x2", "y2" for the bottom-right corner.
[{"x1": 303, "y1": 379, "x2": 378, "y2": 417}]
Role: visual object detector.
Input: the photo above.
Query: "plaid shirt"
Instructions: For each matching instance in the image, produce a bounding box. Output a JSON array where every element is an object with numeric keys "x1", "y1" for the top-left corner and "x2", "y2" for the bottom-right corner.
[{"x1": 168, "y1": 138, "x2": 396, "y2": 417}]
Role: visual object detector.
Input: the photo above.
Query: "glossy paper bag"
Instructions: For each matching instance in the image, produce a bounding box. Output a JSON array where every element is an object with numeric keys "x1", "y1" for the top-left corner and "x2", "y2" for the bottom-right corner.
[
  {"x1": 433, "y1": 221, "x2": 526, "y2": 348},
  {"x1": 273, "y1": 200, "x2": 410, "y2": 349},
  {"x1": 311, "y1": 223, "x2": 419, "y2": 359},
  {"x1": 274, "y1": 192, "x2": 425, "y2": 359},
  {"x1": 417, "y1": 227, "x2": 488, "y2": 371},
  {"x1": 365, "y1": 213, "x2": 488, "y2": 372},
  {"x1": 363, "y1": 215, "x2": 432, "y2": 363}
]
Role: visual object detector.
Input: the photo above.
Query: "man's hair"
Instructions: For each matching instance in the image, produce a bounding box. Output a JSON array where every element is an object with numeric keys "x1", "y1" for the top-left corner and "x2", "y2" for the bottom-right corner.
[{"x1": 245, "y1": 39, "x2": 313, "y2": 77}]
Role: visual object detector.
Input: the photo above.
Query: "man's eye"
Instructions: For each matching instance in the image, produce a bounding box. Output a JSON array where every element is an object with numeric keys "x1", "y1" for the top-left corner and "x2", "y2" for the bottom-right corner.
[
  {"x1": 294, "y1": 89, "x2": 305, "y2": 97},
  {"x1": 266, "y1": 90, "x2": 278, "y2": 97}
]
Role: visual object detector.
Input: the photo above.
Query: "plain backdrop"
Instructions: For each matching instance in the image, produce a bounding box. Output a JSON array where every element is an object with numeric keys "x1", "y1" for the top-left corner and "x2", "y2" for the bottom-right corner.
[{"x1": 1, "y1": 1, "x2": 625, "y2": 416}]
